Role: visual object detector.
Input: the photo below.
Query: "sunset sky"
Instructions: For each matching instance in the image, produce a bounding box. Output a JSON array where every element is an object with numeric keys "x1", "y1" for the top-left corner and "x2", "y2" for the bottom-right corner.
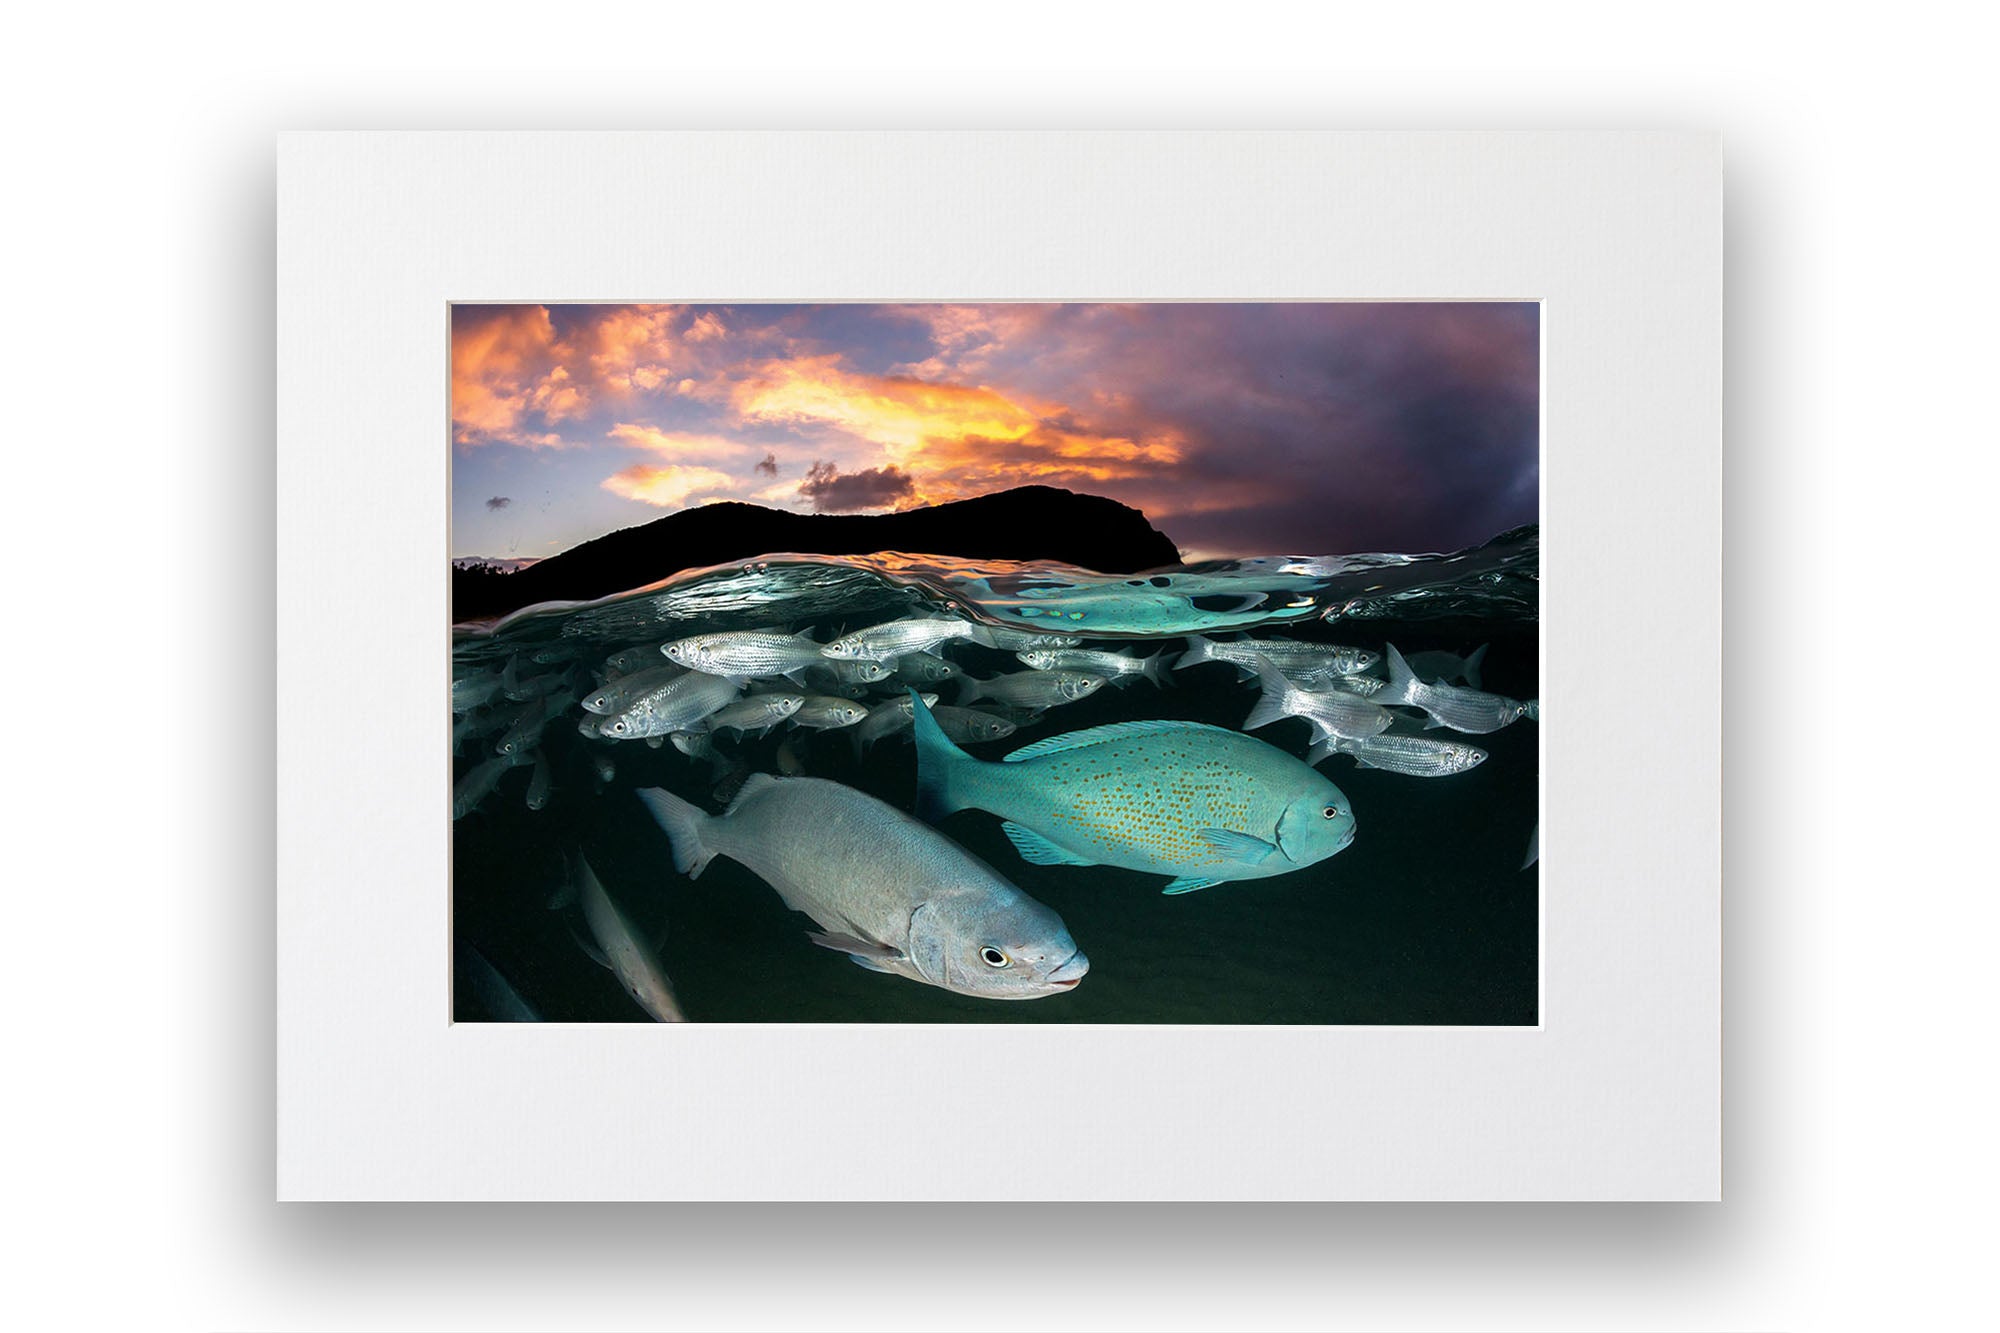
[{"x1": 450, "y1": 302, "x2": 1538, "y2": 563}]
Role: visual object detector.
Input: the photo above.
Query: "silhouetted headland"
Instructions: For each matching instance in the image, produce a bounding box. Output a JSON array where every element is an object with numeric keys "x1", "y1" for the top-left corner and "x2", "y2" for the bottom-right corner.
[{"x1": 452, "y1": 486, "x2": 1183, "y2": 621}]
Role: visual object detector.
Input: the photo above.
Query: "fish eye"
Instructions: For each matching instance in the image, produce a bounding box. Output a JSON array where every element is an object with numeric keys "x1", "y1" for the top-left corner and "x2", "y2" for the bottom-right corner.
[
  {"x1": 979, "y1": 947, "x2": 1010, "y2": 968},
  {"x1": 1322, "y1": 805, "x2": 1340, "y2": 819}
]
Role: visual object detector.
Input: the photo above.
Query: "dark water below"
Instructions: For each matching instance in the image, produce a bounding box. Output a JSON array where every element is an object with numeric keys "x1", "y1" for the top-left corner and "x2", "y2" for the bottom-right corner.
[{"x1": 452, "y1": 528, "x2": 1538, "y2": 1025}]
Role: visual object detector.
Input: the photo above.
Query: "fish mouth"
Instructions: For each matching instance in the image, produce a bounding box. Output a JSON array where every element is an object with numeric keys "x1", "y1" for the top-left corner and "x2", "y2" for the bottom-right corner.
[{"x1": 1045, "y1": 949, "x2": 1090, "y2": 986}]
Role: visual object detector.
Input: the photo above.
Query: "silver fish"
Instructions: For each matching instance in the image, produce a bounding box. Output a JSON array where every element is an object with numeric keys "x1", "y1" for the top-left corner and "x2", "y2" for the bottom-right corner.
[
  {"x1": 455, "y1": 943, "x2": 540, "y2": 1022},
  {"x1": 575, "y1": 855, "x2": 685, "y2": 1022},
  {"x1": 637, "y1": 776, "x2": 1087, "y2": 999},
  {"x1": 976, "y1": 626, "x2": 1084, "y2": 652},
  {"x1": 524, "y1": 751, "x2": 553, "y2": 809},
  {"x1": 503, "y1": 670, "x2": 565, "y2": 702},
  {"x1": 1307, "y1": 732, "x2": 1488, "y2": 777},
  {"x1": 662, "y1": 628, "x2": 825, "y2": 680},
  {"x1": 582, "y1": 663, "x2": 687, "y2": 715},
  {"x1": 1404, "y1": 645, "x2": 1489, "y2": 689},
  {"x1": 704, "y1": 693, "x2": 804, "y2": 734},
  {"x1": 452, "y1": 756, "x2": 513, "y2": 820},
  {"x1": 1242, "y1": 661, "x2": 1394, "y2": 741},
  {"x1": 821, "y1": 617, "x2": 994, "y2": 662},
  {"x1": 1015, "y1": 647, "x2": 1169, "y2": 688},
  {"x1": 930, "y1": 706, "x2": 1018, "y2": 745},
  {"x1": 494, "y1": 700, "x2": 551, "y2": 757},
  {"x1": 811, "y1": 658, "x2": 894, "y2": 686},
  {"x1": 451, "y1": 669, "x2": 503, "y2": 713},
  {"x1": 1380, "y1": 645, "x2": 1529, "y2": 734},
  {"x1": 1176, "y1": 634, "x2": 1380, "y2": 679},
  {"x1": 958, "y1": 670, "x2": 1106, "y2": 711},
  {"x1": 850, "y1": 692, "x2": 943, "y2": 753},
  {"x1": 891, "y1": 651, "x2": 961, "y2": 685},
  {"x1": 600, "y1": 671, "x2": 741, "y2": 740},
  {"x1": 604, "y1": 642, "x2": 668, "y2": 673},
  {"x1": 791, "y1": 695, "x2": 869, "y2": 730}
]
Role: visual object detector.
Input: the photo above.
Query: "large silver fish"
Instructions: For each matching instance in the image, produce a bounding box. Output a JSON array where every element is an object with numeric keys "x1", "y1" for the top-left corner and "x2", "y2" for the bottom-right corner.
[
  {"x1": 912, "y1": 695, "x2": 1356, "y2": 895},
  {"x1": 1307, "y1": 732, "x2": 1487, "y2": 777},
  {"x1": 821, "y1": 617, "x2": 995, "y2": 662},
  {"x1": 636, "y1": 776, "x2": 1088, "y2": 1000},
  {"x1": 1242, "y1": 661, "x2": 1394, "y2": 741},
  {"x1": 662, "y1": 628, "x2": 825, "y2": 680},
  {"x1": 1380, "y1": 644, "x2": 1530, "y2": 734},
  {"x1": 574, "y1": 854, "x2": 686, "y2": 1022}
]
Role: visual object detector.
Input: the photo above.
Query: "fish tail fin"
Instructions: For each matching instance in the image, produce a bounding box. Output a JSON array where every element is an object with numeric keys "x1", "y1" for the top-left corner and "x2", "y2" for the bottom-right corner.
[
  {"x1": 1142, "y1": 651, "x2": 1170, "y2": 688},
  {"x1": 634, "y1": 787, "x2": 718, "y2": 879},
  {"x1": 1464, "y1": 643, "x2": 1488, "y2": 690},
  {"x1": 964, "y1": 622, "x2": 998, "y2": 649},
  {"x1": 1174, "y1": 634, "x2": 1212, "y2": 670},
  {"x1": 956, "y1": 674, "x2": 990, "y2": 705},
  {"x1": 1241, "y1": 660, "x2": 1297, "y2": 732},
  {"x1": 1382, "y1": 643, "x2": 1418, "y2": 705},
  {"x1": 910, "y1": 688, "x2": 979, "y2": 823}
]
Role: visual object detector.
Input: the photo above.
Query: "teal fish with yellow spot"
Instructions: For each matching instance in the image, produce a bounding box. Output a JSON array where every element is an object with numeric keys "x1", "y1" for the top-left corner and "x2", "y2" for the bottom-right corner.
[{"x1": 910, "y1": 691, "x2": 1357, "y2": 894}]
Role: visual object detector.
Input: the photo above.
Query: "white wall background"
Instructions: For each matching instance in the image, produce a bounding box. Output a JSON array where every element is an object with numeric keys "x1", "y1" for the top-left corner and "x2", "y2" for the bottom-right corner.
[{"x1": 7, "y1": 4, "x2": 1987, "y2": 1329}]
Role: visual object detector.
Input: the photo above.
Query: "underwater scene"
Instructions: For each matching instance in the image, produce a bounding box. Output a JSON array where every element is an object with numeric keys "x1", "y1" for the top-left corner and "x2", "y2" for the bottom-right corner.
[{"x1": 451, "y1": 526, "x2": 1540, "y2": 1025}]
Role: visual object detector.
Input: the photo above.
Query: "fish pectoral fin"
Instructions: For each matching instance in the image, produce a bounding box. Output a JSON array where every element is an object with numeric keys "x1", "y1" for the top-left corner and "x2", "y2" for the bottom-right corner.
[
  {"x1": 1161, "y1": 876, "x2": 1223, "y2": 895},
  {"x1": 805, "y1": 930, "x2": 903, "y2": 962},
  {"x1": 1001, "y1": 821, "x2": 1094, "y2": 867},
  {"x1": 1197, "y1": 828, "x2": 1279, "y2": 863}
]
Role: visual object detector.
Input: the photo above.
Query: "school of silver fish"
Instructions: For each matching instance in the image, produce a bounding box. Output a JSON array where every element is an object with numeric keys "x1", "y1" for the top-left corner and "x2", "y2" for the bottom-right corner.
[{"x1": 452, "y1": 610, "x2": 1536, "y2": 1019}]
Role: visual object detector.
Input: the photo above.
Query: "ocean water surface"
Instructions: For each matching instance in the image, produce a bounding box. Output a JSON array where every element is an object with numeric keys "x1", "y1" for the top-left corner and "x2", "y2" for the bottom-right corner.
[{"x1": 451, "y1": 525, "x2": 1539, "y2": 1024}]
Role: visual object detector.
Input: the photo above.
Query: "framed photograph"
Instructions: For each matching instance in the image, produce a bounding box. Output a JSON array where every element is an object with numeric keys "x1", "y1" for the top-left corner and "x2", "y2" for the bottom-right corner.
[{"x1": 278, "y1": 131, "x2": 1720, "y2": 1200}]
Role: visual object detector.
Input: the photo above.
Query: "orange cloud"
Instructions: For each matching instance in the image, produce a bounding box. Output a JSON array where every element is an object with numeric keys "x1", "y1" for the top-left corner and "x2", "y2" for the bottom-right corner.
[
  {"x1": 600, "y1": 463, "x2": 737, "y2": 509},
  {"x1": 451, "y1": 305, "x2": 584, "y2": 447},
  {"x1": 729, "y1": 355, "x2": 1181, "y2": 506},
  {"x1": 605, "y1": 423, "x2": 752, "y2": 462},
  {"x1": 684, "y1": 311, "x2": 729, "y2": 342}
]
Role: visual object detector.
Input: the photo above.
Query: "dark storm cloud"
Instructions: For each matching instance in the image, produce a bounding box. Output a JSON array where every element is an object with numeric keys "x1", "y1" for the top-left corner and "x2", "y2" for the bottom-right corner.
[
  {"x1": 797, "y1": 461, "x2": 916, "y2": 512},
  {"x1": 948, "y1": 302, "x2": 1540, "y2": 556},
  {"x1": 754, "y1": 452, "x2": 779, "y2": 477},
  {"x1": 485, "y1": 496, "x2": 512, "y2": 511}
]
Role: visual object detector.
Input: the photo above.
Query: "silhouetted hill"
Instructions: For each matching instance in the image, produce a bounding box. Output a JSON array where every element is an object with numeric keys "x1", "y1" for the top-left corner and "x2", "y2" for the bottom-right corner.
[{"x1": 452, "y1": 487, "x2": 1182, "y2": 620}]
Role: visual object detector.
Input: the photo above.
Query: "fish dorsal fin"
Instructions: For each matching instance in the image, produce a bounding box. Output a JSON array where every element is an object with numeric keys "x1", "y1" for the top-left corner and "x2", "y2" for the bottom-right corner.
[
  {"x1": 1001, "y1": 821, "x2": 1095, "y2": 867},
  {"x1": 1001, "y1": 718, "x2": 1222, "y2": 763},
  {"x1": 721, "y1": 771, "x2": 782, "y2": 815}
]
